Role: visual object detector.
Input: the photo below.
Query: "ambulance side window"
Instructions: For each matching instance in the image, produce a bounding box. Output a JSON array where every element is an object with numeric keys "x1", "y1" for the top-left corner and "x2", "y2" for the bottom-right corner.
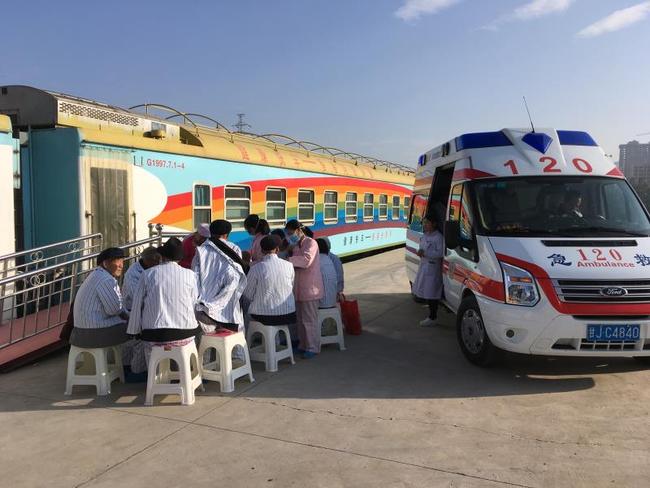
[
  {"x1": 408, "y1": 194, "x2": 429, "y2": 233},
  {"x1": 448, "y1": 183, "x2": 478, "y2": 261}
]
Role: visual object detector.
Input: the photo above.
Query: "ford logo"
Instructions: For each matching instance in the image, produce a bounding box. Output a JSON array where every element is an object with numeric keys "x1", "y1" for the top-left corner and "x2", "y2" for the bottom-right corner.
[{"x1": 600, "y1": 287, "x2": 628, "y2": 297}]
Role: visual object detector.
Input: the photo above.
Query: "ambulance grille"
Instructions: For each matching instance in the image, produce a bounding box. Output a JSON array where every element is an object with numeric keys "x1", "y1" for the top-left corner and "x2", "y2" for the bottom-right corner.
[
  {"x1": 553, "y1": 279, "x2": 650, "y2": 303},
  {"x1": 579, "y1": 340, "x2": 638, "y2": 351}
]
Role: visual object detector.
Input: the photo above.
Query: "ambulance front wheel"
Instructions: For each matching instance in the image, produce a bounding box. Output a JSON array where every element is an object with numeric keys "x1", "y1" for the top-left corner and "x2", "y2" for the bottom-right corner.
[{"x1": 457, "y1": 295, "x2": 499, "y2": 367}]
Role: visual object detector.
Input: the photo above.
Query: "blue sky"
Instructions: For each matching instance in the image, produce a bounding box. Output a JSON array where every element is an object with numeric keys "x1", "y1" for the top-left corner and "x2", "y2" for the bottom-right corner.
[{"x1": 1, "y1": 0, "x2": 649, "y2": 166}]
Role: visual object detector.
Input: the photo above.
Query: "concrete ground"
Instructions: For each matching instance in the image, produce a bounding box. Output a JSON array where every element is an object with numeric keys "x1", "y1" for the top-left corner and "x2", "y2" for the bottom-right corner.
[{"x1": 1, "y1": 248, "x2": 649, "y2": 488}]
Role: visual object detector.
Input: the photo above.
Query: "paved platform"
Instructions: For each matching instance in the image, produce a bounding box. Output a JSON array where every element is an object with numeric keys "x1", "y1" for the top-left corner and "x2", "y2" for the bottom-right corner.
[{"x1": 1, "y1": 248, "x2": 649, "y2": 488}]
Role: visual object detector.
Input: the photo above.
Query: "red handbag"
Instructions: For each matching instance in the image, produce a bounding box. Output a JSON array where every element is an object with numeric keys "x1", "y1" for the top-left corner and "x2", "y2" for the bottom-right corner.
[{"x1": 339, "y1": 294, "x2": 362, "y2": 335}]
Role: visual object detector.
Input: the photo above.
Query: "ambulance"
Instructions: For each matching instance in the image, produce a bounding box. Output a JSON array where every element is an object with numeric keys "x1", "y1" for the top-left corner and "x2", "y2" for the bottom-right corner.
[{"x1": 406, "y1": 128, "x2": 650, "y2": 366}]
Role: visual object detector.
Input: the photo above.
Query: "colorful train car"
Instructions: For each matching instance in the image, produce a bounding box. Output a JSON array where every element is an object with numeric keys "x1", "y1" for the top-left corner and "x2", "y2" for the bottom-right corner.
[{"x1": 0, "y1": 86, "x2": 414, "y2": 257}]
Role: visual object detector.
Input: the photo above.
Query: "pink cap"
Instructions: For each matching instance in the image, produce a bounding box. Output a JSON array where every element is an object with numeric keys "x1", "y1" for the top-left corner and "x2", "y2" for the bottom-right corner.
[{"x1": 198, "y1": 224, "x2": 211, "y2": 238}]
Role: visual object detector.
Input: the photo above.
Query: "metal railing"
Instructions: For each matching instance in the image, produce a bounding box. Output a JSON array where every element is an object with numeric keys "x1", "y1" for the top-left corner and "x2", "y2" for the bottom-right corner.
[
  {"x1": 0, "y1": 233, "x2": 103, "y2": 325},
  {"x1": 0, "y1": 227, "x2": 167, "y2": 358},
  {"x1": 0, "y1": 233, "x2": 103, "y2": 282}
]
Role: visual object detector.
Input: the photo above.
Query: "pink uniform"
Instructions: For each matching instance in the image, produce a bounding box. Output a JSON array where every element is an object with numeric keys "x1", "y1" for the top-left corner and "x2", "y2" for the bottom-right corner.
[
  {"x1": 250, "y1": 233, "x2": 265, "y2": 265},
  {"x1": 288, "y1": 236, "x2": 324, "y2": 353}
]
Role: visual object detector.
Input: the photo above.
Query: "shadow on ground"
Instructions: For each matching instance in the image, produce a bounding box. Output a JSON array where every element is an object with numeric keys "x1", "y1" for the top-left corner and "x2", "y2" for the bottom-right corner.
[{"x1": 1, "y1": 292, "x2": 647, "y2": 415}]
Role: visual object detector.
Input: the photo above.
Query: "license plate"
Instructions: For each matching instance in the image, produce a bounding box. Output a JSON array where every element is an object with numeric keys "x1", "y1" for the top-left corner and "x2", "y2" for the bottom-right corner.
[{"x1": 586, "y1": 324, "x2": 641, "y2": 342}]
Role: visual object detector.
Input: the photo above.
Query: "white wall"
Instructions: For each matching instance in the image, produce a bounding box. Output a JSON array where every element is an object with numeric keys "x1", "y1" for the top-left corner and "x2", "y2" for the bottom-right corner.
[{"x1": 0, "y1": 144, "x2": 15, "y2": 256}]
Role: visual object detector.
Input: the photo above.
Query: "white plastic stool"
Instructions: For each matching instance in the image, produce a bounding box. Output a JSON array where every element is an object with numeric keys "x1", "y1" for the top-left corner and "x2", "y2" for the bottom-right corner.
[
  {"x1": 145, "y1": 341, "x2": 203, "y2": 406},
  {"x1": 318, "y1": 306, "x2": 346, "y2": 351},
  {"x1": 64, "y1": 345, "x2": 124, "y2": 396},
  {"x1": 199, "y1": 330, "x2": 254, "y2": 393},
  {"x1": 247, "y1": 321, "x2": 295, "y2": 372}
]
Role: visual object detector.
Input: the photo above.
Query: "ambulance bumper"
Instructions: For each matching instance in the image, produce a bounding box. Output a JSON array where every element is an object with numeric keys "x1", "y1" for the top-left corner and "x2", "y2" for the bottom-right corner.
[{"x1": 476, "y1": 295, "x2": 650, "y2": 357}]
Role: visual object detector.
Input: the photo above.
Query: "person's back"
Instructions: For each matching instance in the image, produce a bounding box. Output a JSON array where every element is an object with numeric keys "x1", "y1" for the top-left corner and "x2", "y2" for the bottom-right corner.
[
  {"x1": 194, "y1": 220, "x2": 248, "y2": 332},
  {"x1": 318, "y1": 253, "x2": 339, "y2": 309},
  {"x1": 128, "y1": 262, "x2": 199, "y2": 337},
  {"x1": 245, "y1": 248, "x2": 296, "y2": 325}
]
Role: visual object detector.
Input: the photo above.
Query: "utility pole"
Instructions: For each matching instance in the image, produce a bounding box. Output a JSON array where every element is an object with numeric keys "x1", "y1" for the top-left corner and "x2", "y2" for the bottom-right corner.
[{"x1": 233, "y1": 113, "x2": 251, "y2": 133}]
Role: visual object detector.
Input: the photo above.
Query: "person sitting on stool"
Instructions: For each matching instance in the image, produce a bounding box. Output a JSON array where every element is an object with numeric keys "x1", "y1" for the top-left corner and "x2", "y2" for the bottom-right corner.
[
  {"x1": 127, "y1": 238, "x2": 202, "y2": 366},
  {"x1": 316, "y1": 238, "x2": 343, "y2": 309},
  {"x1": 193, "y1": 219, "x2": 248, "y2": 333},
  {"x1": 243, "y1": 235, "x2": 296, "y2": 327},
  {"x1": 70, "y1": 247, "x2": 130, "y2": 348}
]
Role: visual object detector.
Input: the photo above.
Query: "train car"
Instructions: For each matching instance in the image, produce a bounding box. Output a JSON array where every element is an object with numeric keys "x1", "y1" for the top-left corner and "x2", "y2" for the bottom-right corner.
[{"x1": 0, "y1": 86, "x2": 414, "y2": 257}]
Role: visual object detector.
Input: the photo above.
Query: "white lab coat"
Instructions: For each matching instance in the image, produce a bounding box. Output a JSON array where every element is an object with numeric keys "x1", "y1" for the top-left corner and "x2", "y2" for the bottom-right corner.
[{"x1": 412, "y1": 231, "x2": 444, "y2": 300}]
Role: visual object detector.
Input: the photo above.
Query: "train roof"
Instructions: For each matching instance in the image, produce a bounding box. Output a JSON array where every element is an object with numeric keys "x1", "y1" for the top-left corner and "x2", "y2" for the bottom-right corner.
[{"x1": 0, "y1": 85, "x2": 414, "y2": 185}]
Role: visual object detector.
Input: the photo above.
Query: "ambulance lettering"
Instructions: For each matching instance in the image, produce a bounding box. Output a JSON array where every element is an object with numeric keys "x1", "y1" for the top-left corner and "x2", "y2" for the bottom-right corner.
[
  {"x1": 576, "y1": 248, "x2": 635, "y2": 268},
  {"x1": 503, "y1": 157, "x2": 594, "y2": 175}
]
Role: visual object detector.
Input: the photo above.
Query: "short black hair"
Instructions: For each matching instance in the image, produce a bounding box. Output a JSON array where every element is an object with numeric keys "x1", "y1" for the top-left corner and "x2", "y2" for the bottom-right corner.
[
  {"x1": 316, "y1": 238, "x2": 330, "y2": 254},
  {"x1": 285, "y1": 219, "x2": 301, "y2": 231},
  {"x1": 244, "y1": 214, "x2": 260, "y2": 231},
  {"x1": 255, "y1": 219, "x2": 271, "y2": 236}
]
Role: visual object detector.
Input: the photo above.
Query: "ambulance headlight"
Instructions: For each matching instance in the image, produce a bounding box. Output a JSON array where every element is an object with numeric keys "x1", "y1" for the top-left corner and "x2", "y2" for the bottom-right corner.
[{"x1": 500, "y1": 263, "x2": 539, "y2": 307}]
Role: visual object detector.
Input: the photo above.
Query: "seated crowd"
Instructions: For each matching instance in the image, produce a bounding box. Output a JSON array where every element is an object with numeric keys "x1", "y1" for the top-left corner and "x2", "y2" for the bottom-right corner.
[{"x1": 69, "y1": 215, "x2": 345, "y2": 376}]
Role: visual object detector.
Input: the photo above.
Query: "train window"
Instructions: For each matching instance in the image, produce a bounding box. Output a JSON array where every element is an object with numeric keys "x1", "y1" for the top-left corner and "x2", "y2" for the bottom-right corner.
[
  {"x1": 324, "y1": 191, "x2": 338, "y2": 224},
  {"x1": 193, "y1": 184, "x2": 212, "y2": 226},
  {"x1": 266, "y1": 187, "x2": 286, "y2": 226},
  {"x1": 224, "y1": 185, "x2": 251, "y2": 228},
  {"x1": 392, "y1": 196, "x2": 400, "y2": 219},
  {"x1": 363, "y1": 193, "x2": 374, "y2": 221},
  {"x1": 298, "y1": 189, "x2": 315, "y2": 224},
  {"x1": 345, "y1": 192, "x2": 358, "y2": 223},
  {"x1": 404, "y1": 196, "x2": 411, "y2": 213},
  {"x1": 378, "y1": 194, "x2": 388, "y2": 220}
]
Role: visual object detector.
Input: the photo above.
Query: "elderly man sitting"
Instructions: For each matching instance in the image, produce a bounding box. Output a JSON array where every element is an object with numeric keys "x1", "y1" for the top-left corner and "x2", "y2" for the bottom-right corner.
[
  {"x1": 121, "y1": 246, "x2": 161, "y2": 376},
  {"x1": 122, "y1": 247, "x2": 162, "y2": 311},
  {"x1": 70, "y1": 247, "x2": 129, "y2": 348},
  {"x1": 243, "y1": 235, "x2": 296, "y2": 326},
  {"x1": 194, "y1": 219, "x2": 248, "y2": 333},
  {"x1": 127, "y1": 238, "x2": 202, "y2": 366}
]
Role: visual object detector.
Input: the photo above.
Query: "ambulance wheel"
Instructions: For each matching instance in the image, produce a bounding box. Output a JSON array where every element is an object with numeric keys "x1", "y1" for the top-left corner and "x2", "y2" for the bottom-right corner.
[{"x1": 457, "y1": 295, "x2": 498, "y2": 367}]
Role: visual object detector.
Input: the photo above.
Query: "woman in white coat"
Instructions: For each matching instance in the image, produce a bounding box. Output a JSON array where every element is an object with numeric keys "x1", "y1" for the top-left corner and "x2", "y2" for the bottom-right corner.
[{"x1": 412, "y1": 218, "x2": 444, "y2": 327}]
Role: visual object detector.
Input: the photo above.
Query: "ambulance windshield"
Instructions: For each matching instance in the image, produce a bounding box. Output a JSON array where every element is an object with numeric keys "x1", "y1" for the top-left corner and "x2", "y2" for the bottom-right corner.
[{"x1": 472, "y1": 176, "x2": 650, "y2": 237}]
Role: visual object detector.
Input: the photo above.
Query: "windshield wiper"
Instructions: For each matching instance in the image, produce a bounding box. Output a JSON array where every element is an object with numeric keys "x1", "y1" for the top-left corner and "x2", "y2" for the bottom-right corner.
[{"x1": 554, "y1": 226, "x2": 649, "y2": 237}]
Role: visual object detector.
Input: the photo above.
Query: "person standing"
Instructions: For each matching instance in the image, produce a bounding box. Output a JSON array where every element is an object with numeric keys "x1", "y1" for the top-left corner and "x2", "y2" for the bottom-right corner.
[
  {"x1": 249, "y1": 219, "x2": 271, "y2": 266},
  {"x1": 193, "y1": 219, "x2": 248, "y2": 333},
  {"x1": 179, "y1": 224, "x2": 210, "y2": 269},
  {"x1": 243, "y1": 235, "x2": 296, "y2": 326},
  {"x1": 285, "y1": 219, "x2": 323, "y2": 358},
  {"x1": 70, "y1": 247, "x2": 129, "y2": 348},
  {"x1": 412, "y1": 218, "x2": 444, "y2": 327},
  {"x1": 127, "y1": 238, "x2": 202, "y2": 366}
]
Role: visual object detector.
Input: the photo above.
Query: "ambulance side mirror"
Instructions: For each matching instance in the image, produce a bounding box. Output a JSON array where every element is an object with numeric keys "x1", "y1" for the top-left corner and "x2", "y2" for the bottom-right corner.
[{"x1": 444, "y1": 221, "x2": 460, "y2": 249}]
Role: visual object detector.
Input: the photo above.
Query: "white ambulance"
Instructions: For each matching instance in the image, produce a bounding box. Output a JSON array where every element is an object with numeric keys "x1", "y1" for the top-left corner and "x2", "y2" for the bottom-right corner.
[{"x1": 406, "y1": 128, "x2": 650, "y2": 366}]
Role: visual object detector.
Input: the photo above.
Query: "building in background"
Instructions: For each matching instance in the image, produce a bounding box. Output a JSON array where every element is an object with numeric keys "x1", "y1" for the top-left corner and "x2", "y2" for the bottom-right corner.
[{"x1": 619, "y1": 140, "x2": 650, "y2": 183}]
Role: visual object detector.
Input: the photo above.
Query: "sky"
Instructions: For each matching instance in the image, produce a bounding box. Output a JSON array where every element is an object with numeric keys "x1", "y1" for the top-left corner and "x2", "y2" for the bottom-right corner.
[{"x1": 1, "y1": 0, "x2": 649, "y2": 166}]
